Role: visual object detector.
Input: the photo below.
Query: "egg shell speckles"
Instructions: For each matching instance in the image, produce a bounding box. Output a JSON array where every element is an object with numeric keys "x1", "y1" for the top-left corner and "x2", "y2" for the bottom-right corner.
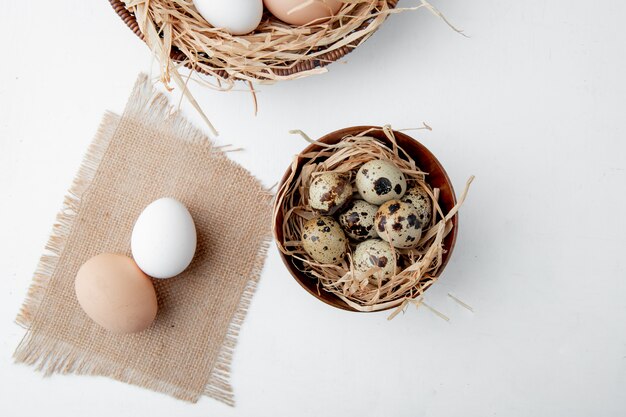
[
  {"x1": 356, "y1": 159, "x2": 407, "y2": 205},
  {"x1": 353, "y1": 239, "x2": 397, "y2": 282},
  {"x1": 301, "y1": 216, "x2": 347, "y2": 265},
  {"x1": 308, "y1": 172, "x2": 353, "y2": 215},
  {"x1": 375, "y1": 200, "x2": 423, "y2": 249},
  {"x1": 402, "y1": 185, "x2": 433, "y2": 228},
  {"x1": 338, "y1": 200, "x2": 378, "y2": 241}
]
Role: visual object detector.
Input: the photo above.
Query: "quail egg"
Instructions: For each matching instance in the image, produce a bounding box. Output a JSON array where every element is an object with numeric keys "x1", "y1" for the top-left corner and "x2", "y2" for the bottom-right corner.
[
  {"x1": 375, "y1": 200, "x2": 423, "y2": 249},
  {"x1": 353, "y1": 239, "x2": 397, "y2": 282},
  {"x1": 338, "y1": 200, "x2": 378, "y2": 241},
  {"x1": 402, "y1": 185, "x2": 433, "y2": 228},
  {"x1": 301, "y1": 216, "x2": 347, "y2": 265},
  {"x1": 356, "y1": 159, "x2": 407, "y2": 205},
  {"x1": 308, "y1": 172, "x2": 353, "y2": 215}
]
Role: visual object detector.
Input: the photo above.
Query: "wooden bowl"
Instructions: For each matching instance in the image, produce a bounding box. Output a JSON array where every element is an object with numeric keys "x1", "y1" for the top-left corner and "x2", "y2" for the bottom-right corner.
[{"x1": 273, "y1": 126, "x2": 458, "y2": 312}]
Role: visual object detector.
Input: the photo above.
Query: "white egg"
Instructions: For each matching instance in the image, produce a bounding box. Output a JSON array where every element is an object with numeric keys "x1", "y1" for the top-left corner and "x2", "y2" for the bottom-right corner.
[
  {"x1": 194, "y1": 0, "x2": 263, "y2": 35},
  {"x1": 131, "y1": 198, "x2": 197, "y2": 279}
]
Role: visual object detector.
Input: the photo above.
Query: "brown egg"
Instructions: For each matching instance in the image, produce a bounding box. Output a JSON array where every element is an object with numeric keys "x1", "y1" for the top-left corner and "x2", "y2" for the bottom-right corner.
[
  {"x1": 75, "y1": 253, "x2": 158, "y2": 334},
  {"x1": 264, "y1": 0, "x2": 343, "y2": 26}
]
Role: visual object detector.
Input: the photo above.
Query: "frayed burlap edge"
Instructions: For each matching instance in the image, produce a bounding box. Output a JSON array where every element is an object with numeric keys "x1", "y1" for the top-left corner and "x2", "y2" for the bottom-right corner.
[
  {"x1": 15, "y1": 111, "x2": 118, "y2": 329},
  {"x1": 14, "y1": 74, "x2": 273, "y2": 406}
]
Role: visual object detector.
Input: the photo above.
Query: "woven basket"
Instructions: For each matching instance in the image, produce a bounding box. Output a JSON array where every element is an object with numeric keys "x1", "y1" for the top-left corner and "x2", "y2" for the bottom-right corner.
[{"x1": 109, "y1": 0, "x2": 399, "y2": 82}]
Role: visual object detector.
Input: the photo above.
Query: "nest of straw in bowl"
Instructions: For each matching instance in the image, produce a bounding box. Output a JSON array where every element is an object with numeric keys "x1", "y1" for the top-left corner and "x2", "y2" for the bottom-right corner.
[
  {"x1": 112, "y1": 0, "x2": 413, "y2": 87},
  {"x1": 273, "y1": 126, "x2": 473, "y2": 313}
]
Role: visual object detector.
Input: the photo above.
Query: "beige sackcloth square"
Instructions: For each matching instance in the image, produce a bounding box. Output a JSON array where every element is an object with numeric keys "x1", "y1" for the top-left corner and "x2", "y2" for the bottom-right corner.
[{"x1": 14, "y1": 74, "x2": 273, "y2": 405}]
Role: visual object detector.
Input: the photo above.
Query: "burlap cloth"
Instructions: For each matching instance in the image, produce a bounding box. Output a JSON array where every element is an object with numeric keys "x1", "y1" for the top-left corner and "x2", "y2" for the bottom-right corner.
[{"x1": 13, "y1": 74, "x2": 273, "y2": 405}]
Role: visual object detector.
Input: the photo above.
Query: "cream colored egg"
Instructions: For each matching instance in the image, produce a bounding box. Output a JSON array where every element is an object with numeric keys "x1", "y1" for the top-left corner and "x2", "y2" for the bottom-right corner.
[
  {"x1": 301, "y1": 216, "x2": 347, "y2": 265},
  {"x1": 353, "y1": 239, "x2": 397, "y2": 282},
  {"x1": 338, "y1": 199, "x2": 378, "y2": 241},
  {"x1": 356, "y1": 159, "x2": 407, "y2": 205},
  {"x1": 402, "y1": 185, "x2": 433, "y2": 228},
  {"x1": 375, "y1": 200, "x2": 422, "y2": 249},
  {"x1": 308, "y1": 172, "x2": 352, "y2": 215},
  {"x1": 264, "y1": 0, "x2": 343, "y2": 26}
]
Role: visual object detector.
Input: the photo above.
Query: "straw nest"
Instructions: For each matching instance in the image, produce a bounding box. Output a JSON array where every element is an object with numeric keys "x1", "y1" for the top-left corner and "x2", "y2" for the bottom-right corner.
[
  {"x1": 273, "y1": 126, "x2": 473, "y2": 313},
  {"x1": 114, "y1": 1, "x2": 457, "y2": 134},
  {"x1": 117, "y1": 0, "x2": 457, "y2": 87}
]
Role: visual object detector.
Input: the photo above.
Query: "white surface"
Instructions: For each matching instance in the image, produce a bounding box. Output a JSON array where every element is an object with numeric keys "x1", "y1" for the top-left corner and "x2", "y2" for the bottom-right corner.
[{"x1": 1, "y1": 1, "x2": 625, "y2": 416}]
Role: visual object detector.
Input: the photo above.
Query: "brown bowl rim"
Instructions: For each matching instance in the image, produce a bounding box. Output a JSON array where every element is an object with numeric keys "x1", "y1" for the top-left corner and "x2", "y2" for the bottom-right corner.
[
  {"x1": 108, "y1": 0, "x2": 399, "y2": 81},
  {"x1": 273, "y1": 126, "x2": 458, "y2": 313}
]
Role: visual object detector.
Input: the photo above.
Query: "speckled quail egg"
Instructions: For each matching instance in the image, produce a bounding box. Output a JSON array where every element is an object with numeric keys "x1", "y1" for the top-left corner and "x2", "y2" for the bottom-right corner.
[
  {"x1": 402, "y1": 185, "x2": 433, "y2": 228},
  {"x1": 308, "y1": 172, "x2": 353, "y2": 215},
  {"x1": 338, "y1": 200, "x2": 378, "y2": 241},
  {"x1": 301, "y1": 216, "x2": 347, "y2": 265},
  {"x1": 375, "y1": 200, "x2": 423, "y2": 249},
  {"x1": 356, "y1": 160, "x2": 407, "y2": 205},
  {"x1": 353, "y1": 239, "x2": 397, "y2": 282}
]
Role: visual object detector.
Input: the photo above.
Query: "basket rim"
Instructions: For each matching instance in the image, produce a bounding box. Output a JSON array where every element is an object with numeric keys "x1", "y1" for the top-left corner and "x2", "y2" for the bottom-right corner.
[
  {"x1": 273, "y1": 126, "x2": 459, "y2": 313},
  {"x1": 108, "y1": 0, "x2": 399, "y2": 81}
]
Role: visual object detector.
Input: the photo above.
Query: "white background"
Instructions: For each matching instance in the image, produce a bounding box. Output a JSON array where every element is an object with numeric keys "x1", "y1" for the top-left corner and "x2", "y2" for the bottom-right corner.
[{"x1": 1, "y1": 1, "x2": 625, "y2": 416}]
